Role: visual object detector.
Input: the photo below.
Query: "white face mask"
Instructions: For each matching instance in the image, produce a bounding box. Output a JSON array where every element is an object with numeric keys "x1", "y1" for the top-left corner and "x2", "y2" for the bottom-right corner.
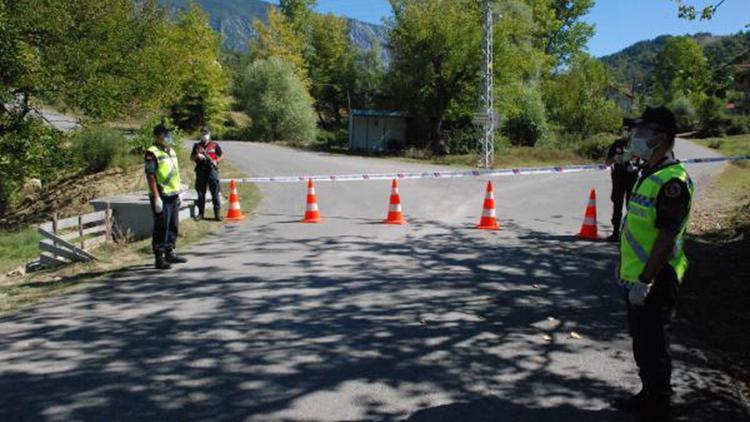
[
  {"x1": 626, "y1": 126, "x2": 662, "y2": 161},
  {"x1": 165, "y1": 134, "x2": 174, "y2": 145},
  {"x1": 201, "y1": 134, "x2": 210, "y2": 143}
]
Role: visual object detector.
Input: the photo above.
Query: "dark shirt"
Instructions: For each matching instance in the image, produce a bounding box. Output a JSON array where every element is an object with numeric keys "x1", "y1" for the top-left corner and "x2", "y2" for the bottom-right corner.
[
  {"x1": 607, "y1": 138, "x2": 639, "y2": 179},
  {"x1": 638, "y1": 159, "x2": 691, "y2": 234},
  {"x1": 191, "y1": 141, "x2": 223, "y2": 173}
]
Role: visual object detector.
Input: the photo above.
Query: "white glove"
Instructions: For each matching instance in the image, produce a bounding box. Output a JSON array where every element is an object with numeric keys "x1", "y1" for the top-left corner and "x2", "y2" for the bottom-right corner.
[
  {"x1": 197, "y1": 153, "x2": 206, "y2": 161},
  {"x1": 154, "y1": 196, "x2": 163, "y2": 214},
  {"x1": 178, "y1": 192, "x2": 185, "y2": 206},
  {"x1": 628, "y1": 282, "x2": 652, "y2": 307}
]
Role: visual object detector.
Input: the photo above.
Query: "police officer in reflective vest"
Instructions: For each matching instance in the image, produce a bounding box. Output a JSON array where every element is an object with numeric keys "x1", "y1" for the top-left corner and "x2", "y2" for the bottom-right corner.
[
  {"x1": 191, "y1": 127, "x2": 223, "y2": 221},
  {"x1": 144, "y1": 124, "x2": 188, "y2": 270},
  {"x1": 613, "y1": 107, "x2": 693, "y2": 420}
]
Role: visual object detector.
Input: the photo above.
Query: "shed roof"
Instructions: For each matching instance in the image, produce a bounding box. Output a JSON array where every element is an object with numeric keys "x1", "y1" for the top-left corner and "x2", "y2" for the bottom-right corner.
[{"x1": 351, "y1": 109, "x2": 407, "y2": 118}]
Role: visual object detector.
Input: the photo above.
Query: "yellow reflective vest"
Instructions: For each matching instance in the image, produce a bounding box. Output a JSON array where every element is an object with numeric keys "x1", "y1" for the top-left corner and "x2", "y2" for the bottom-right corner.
[
  {"x1": 147, "y1": 145, "x2": 181, "y2": 196},
  {"x1": 619, "y1": 162, "x2": 693, "y2": 284}
]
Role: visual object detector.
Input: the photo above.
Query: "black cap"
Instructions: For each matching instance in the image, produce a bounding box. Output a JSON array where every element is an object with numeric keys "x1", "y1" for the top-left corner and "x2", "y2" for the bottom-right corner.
[
  {"x1": 153, "y1": 123, "x2": 170, "y2": 137},
  {"x1": 200, "y1": 126, "x2": 211, "y2": 136},
  {"x1": 637, "y1": 106, "x2": 677, "y2": 137}
]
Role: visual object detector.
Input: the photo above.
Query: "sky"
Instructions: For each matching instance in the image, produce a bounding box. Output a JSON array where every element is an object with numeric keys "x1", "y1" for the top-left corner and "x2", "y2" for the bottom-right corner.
[{"x1": 303, "y1": 0, "x2": 749, "y2": 57}]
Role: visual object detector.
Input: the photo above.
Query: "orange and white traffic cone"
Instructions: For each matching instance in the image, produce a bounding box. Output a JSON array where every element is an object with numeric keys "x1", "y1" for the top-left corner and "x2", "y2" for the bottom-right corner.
[
  {"x1": 225, "y1": 179, "x2": 246, "y2": 221},
  {"x1": 384, "y1": 179, "x2": 406, "y2": 225},
  {"x1": 301, "y1": 179, "x2": 322, "y2": 223},
  {"x1": 577, "y1": 188, "x2": 601, "y2": 240},
  {"x1": 477, "y1": 181, "x2": 500, "y2": 230}
]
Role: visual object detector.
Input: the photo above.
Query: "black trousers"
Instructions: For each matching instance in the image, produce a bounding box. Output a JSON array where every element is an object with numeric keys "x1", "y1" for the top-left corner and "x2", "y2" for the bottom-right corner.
[
  {"x1": 195, "y1": 170, "x2": 221, "y2": 217},
  {"x1": 624, "y1": 265, "x2": 679, "y2": 399},
  {"x1": 611, "y1": 175, "x2": 637, "y2": 234},
  {"x1": 151, "y1": 194, "x2": 179, "y2": 257}
]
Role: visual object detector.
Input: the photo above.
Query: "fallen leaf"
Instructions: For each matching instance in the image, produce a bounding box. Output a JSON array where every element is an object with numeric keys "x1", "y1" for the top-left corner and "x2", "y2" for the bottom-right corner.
[
  {"x1": 570, "y1": 331, "x2": 582, "y2": 340},
  {"x1": 542, "y1": 334, "x2": 553, "y2": 342},
  {"x1": 532, "y1": 284, "x2": 540, "y2": 289}
]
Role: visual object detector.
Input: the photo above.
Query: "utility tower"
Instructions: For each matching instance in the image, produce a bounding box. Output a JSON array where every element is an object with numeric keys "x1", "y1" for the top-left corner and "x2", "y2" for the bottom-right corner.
[{"x1": 474, "y1": 0, "x2": 496, "y2": 168}]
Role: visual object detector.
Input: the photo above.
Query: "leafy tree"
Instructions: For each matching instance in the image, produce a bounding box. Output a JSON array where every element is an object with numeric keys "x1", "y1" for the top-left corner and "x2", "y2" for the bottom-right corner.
[
  {"x1": 674, "y1": 0, "x2": 728, "y2": 20},
  {"x1": 238, "y1": 58, "x2": 316, "y2": 143},
  {"x1": 526, "y1": 0, "x2": 595, "y2": 68},
  {"x1": 350, "y1": 39, "x2": 387, "y2": 110},
  {"x1": 545, "y1": 54, "x2": 622, "y2": 138},
  {"x1": 653, "y1": 36, "x2": 711, "y2": 104},
  {"x1": 386, "y1": 0, "x2": 482, "y2": 154},
  {"x1": 250, "y1": 7, "x2": 308, "y2": 81},
  {"x1": 308, "y1": 13, "x2": 356, "y2": 128},
  {"x1": 168, "y1": 1, "x2": 230, "y2": 132}
]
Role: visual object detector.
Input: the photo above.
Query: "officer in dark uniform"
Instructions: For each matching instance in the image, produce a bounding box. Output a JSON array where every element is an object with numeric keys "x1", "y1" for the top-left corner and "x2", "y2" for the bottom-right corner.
[
  {"x1": 145, "y1": 124, "x2": 188, "y2": 270},
  {"x1": 605, "y1": 121, "x2": 640, "y2": 241},
  {"x1": 613, "y1": 107, "x2": 693, "y2": 420},
  {"x1": 191, "y1": 127, "x2": 223, "y2": 221}
]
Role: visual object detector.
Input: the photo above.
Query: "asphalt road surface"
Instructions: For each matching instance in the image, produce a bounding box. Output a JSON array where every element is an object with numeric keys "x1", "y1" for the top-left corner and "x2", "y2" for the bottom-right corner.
[{"x1": 1, "y1": 140, "x2": 745, "y2": 421}]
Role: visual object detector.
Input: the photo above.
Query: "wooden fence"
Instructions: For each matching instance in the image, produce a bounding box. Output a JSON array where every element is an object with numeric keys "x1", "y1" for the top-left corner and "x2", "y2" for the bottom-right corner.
[{"x1": 38, "y1": 204, "x2": 112, "y2": 267}]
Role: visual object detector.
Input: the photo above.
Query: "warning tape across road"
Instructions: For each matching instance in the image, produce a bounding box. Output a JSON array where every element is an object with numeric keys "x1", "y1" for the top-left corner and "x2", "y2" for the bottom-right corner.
[{"x1": 221, "y1": 155, "x2": 750, "y2": 184}]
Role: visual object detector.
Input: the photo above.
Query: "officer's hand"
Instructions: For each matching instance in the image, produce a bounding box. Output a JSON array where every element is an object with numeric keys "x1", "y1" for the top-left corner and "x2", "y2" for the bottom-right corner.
[
  {"x1": 178, "y1": 192, "x2": 185, "y2": 206},
  {"x1": 628, "y1": 282, "x2": 652, "y2": 306},
  {"x1": 154, "y1": 196, "x2": 163, "y2": 214},
  {"x1": 197, "y1": 153, "x2": 206, "y2": 161}
]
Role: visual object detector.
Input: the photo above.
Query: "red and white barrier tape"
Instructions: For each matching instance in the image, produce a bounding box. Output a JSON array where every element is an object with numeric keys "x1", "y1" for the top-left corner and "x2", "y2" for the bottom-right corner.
[{"x1": 221, "y1": 155, "x2": 750, "y2": 184}]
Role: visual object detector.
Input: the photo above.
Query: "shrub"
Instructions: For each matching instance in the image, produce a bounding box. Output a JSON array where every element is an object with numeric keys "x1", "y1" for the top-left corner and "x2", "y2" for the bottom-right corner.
[
  {"x1": 72, "y1": 126, "x2": 129, "y2": 173},
  {"x1": 708, "y1": 139, "x2": 723, "y2": 149},
  {"x1": 314, "y1": 129, "x2": 348, "y2": 151},
  {"x1": 237, "y1": 58, "x2": 316, "y2": 144},
  {"x1": 443, "y1": 125, "x2": 478, "y2": 155},
  {"x1": 669, "y1": 96, "x2": 698, "y2": 133},
  {"x1": 726, "y1": 116, "x2": 750, "y2": 136},
  {"x1": 501, "y1": 83, "x2": 549, "y2": 147},
  {"x1": 0, "y1": 119, "x2": 71, "y2": 214},
  {"x1": 576, "y1": 133, "x2": 615, "y2": 160},
  {"x1": 697, "y1": 96, "x2": 730, "y2": 138}
]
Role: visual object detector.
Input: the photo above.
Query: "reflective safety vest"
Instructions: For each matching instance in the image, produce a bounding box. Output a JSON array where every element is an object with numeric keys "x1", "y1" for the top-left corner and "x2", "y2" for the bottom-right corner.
[
  {"x1": 619, "y1": 163, "x2": 694, "y2": 284},
  {"x1": 147, "y1": 145, "x2": 181, "y2": 196}
]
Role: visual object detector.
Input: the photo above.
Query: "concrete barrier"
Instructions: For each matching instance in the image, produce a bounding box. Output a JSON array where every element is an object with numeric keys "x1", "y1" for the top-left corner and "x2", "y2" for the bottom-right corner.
[{"x1": 90, "y1": 190, "x2": 215, "y2": 241}]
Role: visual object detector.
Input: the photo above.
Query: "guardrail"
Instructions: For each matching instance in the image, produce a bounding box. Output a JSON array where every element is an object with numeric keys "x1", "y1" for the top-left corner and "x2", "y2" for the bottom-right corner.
[{"x1": 37, "y1": 204, "x2": 112, "y2": 267}]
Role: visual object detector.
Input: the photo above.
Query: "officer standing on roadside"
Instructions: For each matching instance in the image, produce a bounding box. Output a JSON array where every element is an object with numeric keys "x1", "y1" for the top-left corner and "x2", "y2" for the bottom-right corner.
[
  {"x1": 613, "y1": 107, "x2": 693, "y2": 420},
  {"x1": 605, "y1": 120, "x2": 640, "y2": 241},
  {"x1": 145, "y1": 123, "x2": 188, "y2": 270},
  {"x1": 191, "y1": 127, "x2": 223, "y2": 221}
]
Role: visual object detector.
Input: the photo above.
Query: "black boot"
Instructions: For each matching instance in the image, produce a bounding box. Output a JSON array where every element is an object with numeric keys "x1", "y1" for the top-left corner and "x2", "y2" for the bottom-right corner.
[
  {"x1": 214, "y1": 208, "x2": 223, "y2": 222},
  {"x1": 612, "y1": 390, "x2": 649, "y2": 412},
  {"x1": 155, "y1": 255, "x2": 172, "y2": 270},
  {"x1": 165, "y1": 253, "x2": 187, "y2": 264},
  {"x1": 606, "y1": 232, "x2": 620, "y2": 242}
]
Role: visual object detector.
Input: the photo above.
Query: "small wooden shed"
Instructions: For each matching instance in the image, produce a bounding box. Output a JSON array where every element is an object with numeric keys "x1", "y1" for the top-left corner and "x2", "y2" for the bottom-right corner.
[{"x1": 348, "y1": 109, "x2": 407, "y2": 153}]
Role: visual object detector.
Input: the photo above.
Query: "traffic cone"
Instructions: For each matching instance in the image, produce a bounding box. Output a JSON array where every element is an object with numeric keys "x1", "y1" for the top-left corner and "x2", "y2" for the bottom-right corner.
[
  {"x1": 477, "y1": 181, "x2": 500, "y2": 230},
  {"x1": 577, "y1": 188, "x2": 601, "y2": 240},
  {"x1": 301, "y1": 179, "x2": 322, "y2": 223},
  {"x1": 384, "y1": 179, "x2": 406, "y2": 225},
  {"x1": 225, "y1": 179, "x2": 246, "y2": 221}
]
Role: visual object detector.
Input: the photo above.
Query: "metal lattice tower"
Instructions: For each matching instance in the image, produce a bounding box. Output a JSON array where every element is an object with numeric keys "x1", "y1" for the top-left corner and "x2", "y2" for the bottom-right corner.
[{"x1": 477, "y1": 0, "x2": 495, "y2": 168}]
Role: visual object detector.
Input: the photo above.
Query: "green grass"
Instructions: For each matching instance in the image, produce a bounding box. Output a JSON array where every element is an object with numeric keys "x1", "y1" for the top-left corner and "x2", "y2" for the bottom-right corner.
[
  {"x1": 693, "y1": 134, "x2": 750, "y2": 158},
  {"x1": 0, "y1": 227, "x2": 42, "y2": 275}
]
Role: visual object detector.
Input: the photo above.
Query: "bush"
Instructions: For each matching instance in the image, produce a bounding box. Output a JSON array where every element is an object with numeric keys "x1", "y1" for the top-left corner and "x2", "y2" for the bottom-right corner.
[
  {"x1": 443, "y1": 125, "x2": 477, "y2": 155},
  {"x1": 669, "y1": 96, "x2": 698, "y2": 133},
  {"x1": 237, "y1": 58, "x2": 316, "y2": 144},
  {"x1": 707, "y1": 139, "x2": 723, "y2": 149},
  {"x1": 0, "y1": 119, "x2": 71, "y2": 214},
  {"x1": 727, "y1": 116, "x2": 750, "y2": 136},
  {"x1": 502, "y1": 87, "x2": 549, "y2": 147},
  {"x1": 314, "y1": 129, "x2": 348, "y2": 151},
  {"x1": 576, "y1": 133, "x2": 615, "y2": 160},
  {"x1": 72, "y1": 126, "x2": 129, "y2": 173},
  {"x1": 131, "y1": 116, "x2": 184, "y2": 154},
  {"x1": 697, "y1": 96, "x2": 731, "y2": 138}
]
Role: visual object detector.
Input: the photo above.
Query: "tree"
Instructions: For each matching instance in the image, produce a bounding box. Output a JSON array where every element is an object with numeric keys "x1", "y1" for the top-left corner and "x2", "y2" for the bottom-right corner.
[
  {"x1": 307, "y1": 13, "x2": 356, "y2": 128},
  {"x1": 526, "y1": 0, "x2": 595, "y2": 68},
  {"x1": 168, "y1": 1, "x2": 229, "y2": 132},
  {"x1": 350, "y1": 39, "x2": 386, "y2": 110},
  {"x1": 237, "y1": 58, "x2": 316, "y2": 143},
  {"x1": 674, "y1": 0, "x2": 728, "y2": 20},
  {"x1": 250, "y1": 7, "x2": 308, "y2": 81},
  {"x1": 386, "y1": 0, "x2": 482, "y2": 154},
  {"x1": 544, "y1": 54, "x2": 622, "y2": 138},
  {"x1": 653, "y1": 36, "x2": 711, "y2": 104}
]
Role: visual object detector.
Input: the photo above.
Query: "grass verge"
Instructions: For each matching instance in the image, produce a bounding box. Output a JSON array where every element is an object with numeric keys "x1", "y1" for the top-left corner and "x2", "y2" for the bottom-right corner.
[
  {"x1": 0, "y1": 227, "x2": 42, "y2": 275},
  {"x1": 681, "y1": 134, "x2": 750, "y2": 396},
  {"x1": 0, "y1": 156, "x2": 260, "y2": 315}
]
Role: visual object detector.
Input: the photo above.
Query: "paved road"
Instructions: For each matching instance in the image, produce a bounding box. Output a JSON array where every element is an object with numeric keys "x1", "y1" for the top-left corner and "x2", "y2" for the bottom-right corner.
[{"x1": 0, "y1": 141, "x2": 744, "y2": 421}]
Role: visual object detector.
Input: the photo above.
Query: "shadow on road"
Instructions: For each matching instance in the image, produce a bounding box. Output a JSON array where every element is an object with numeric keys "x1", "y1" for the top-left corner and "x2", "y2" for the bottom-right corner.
[{"x1": 0, "y1": 219, "x2": 739, "y2": 420}]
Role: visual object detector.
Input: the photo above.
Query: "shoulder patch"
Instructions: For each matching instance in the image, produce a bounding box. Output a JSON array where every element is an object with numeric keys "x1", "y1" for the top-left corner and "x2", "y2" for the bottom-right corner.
[{"x1": 664, "y1": 181, "x2": 682, "y2": 198}]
